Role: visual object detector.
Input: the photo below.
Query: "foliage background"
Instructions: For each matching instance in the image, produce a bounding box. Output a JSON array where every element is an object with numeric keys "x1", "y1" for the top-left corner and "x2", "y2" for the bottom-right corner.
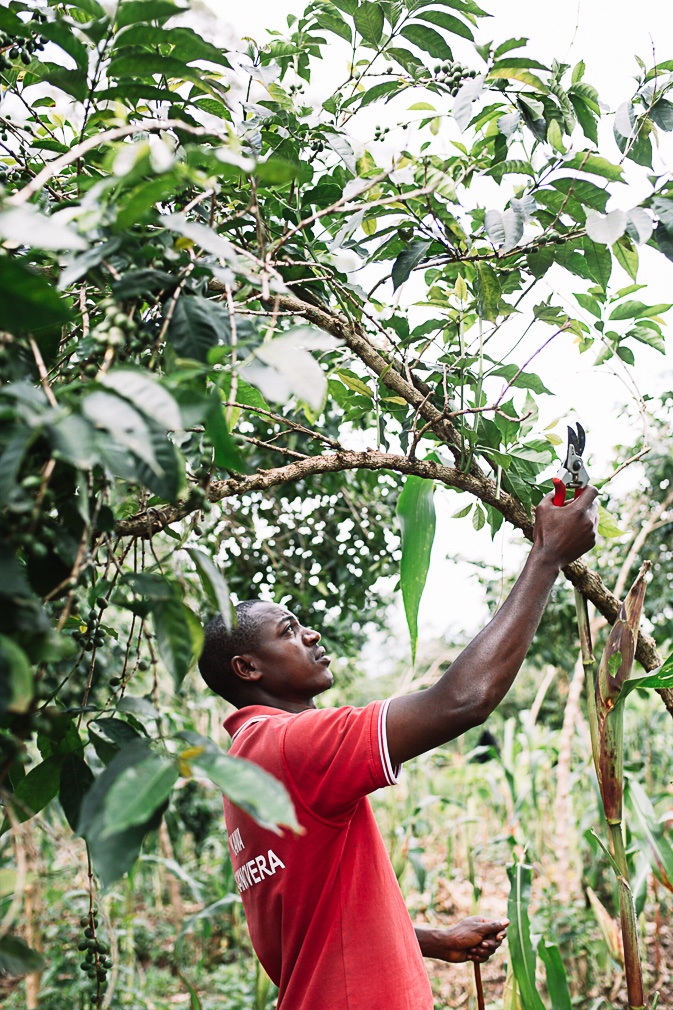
[{"x1": 1, "y1": 0, "x2": 673, "y2": 1006}]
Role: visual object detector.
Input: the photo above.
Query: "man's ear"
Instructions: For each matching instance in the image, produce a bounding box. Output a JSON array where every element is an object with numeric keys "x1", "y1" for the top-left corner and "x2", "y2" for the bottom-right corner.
[{"x1": 231, "y1": 654, "x2": 262, "y2": 683}]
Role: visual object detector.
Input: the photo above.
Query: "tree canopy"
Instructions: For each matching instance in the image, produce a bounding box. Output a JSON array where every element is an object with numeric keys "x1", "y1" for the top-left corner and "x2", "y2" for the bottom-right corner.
[{"x1": 2, "y1": 0, "x2": 673, "y2": 954}]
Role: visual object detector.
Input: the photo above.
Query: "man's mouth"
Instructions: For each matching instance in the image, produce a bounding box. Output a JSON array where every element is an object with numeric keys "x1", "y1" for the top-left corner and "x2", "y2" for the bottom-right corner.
[{"x1": 315, "y1": 646, "x2": 330, "y2": 664}]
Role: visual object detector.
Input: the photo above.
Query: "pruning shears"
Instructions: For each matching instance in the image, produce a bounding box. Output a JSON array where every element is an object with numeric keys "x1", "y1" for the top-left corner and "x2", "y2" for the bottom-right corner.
[{"x1": 552, "y1": 422, "x2": 589, "y2": 506}]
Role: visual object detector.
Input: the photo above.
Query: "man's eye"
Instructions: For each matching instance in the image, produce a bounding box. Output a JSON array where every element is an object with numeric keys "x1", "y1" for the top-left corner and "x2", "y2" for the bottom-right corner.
[{"x1": 284, "y1": 624, "x2": 294, "y2": 635}]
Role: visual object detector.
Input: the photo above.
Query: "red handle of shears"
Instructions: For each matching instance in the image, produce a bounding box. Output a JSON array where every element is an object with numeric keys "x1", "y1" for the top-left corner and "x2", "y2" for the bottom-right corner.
[{"x1": 552, "y1": 479, "x2": 586, "y2": 507}]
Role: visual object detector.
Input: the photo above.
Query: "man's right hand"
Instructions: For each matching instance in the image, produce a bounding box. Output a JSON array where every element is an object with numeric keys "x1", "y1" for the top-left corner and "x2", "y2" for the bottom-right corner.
[
  {"x1": 386, "y1": 484, "x2": 599, "y2": 767},
  {"x1": 532, "y1": 485, "x2": 599, "y2": 570}
]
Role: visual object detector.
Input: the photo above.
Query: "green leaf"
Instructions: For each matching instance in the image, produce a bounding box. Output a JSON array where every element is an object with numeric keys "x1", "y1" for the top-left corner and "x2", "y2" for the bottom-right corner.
[
  {"x1": 472, "y1": 503, "x2": 485, "y2": 530},
  {"x1": 386, "y1": 46, "x2": 426, "y2": 75},
  {"x1": 0, "y1": 427, "x2": 36, "y2": 510},
  {"x1": 168, "y1": 295, "x2": 230, "y2": 361},
  {"x1": 401, "y1": 24, "x2": 454, "y2": 60},
  {"x1": 494, "y1": 37, "x2": 528, "y2": 59},
  {"x1": 153, "y1": 593, "x2": 203, "y2": 690},
  {"x1": 627, "y1": 779, "x2": 673, "y2": 893},
  {"x1": 392, "y1": 239, "x2": 432, "y2": 289},
  {"x1": 596, "y1": 505, "x2": 625, "y2": 540},
  {"x1": 186, "y1": 548, "x2": 232, "y2": 628},
  {"x1": 88, "y1": 717, "x2": 143, "y2": 765},
  {"x1": 564, "y1": 152, "x2": 624, "y2": 181},
  {"x1": 538, "y1": 940, "x2": 572, "y2": 1010},
  {"x1": 115, "y1": 0, "x2": 182, "y2": 28},
  {"x1": 101, "y1": 369, "x2": 183, "y2": 431},
  {"x1": 486, "y1": 159, "x2": 535, "y2": 179},
  {"x1": 359, "y1": 80, "x2": 404, "y2": 107},
  {"x1": 583, "y1": 237, "x2": 612, "y2": 291},
  {"x1": 614, "y1": 235, "x2": 639, "y2": 281},
  {"x1": 59, "y1": 754, "x2": 94, "y2": 833},
  {"x1": 315, "y1": 10, "x2": 352, "y2": 43},
  {"x1": 82, "y1": 391, "x2": 161, "y2": 474},
  {"x1": 474, "y1": 261, "x2": 501, "y2": 321},
  {"x1": 397, "y1": 476, "x2": 436, "y2": 662},
  {"x1": 115, "y1": 25, "x2": 231, "y2": 68},
  {"x1": 424, "y1": 0, "x2": 489, "y2": 15},
  {"x1": 102, "y1": 752, "x2": 178, "y2": 836},
  {"x1": 0, "y1": 258, "x2": 73, "y2": 334},
  {"x1": 0, "y1": 635, "x2": 33, "y2": 716},
  {"x1": 182, "y1": 732, "x2": 300, "y2": 834},
  {"x1": 336, "y1": 371, "x2": 375, "y2": 398},
  {"x1": 651, "y1": 99, "x2": 673, "y2": 131},
  {"x1": 2, "y1": 758, "x2": 61, "y2": 832},
  {"x1": 415, "y1": 10, "x2": 473, "y2": 40},
  {"x1": 609, "y1": 300, "x2": 672, "y2": 321},
  {"x1": 38, "y1": 20, "x2": 90, "y2": 70},
  {"x1": 608, "y1": 650, "x2": 623, "y2": 678},
  {"x1": 205, "y1": 396, "x2": 248, "y2": 473},
  {"x1": 506, "y1": 862, "x2": 547, "y2": 1010},
  {"x1": 487, "y1": 67, "x2": 548, "y2": 93},
  {"x1": 0, "y1": 935, "x2": 45, "y2": 975},
  {"x1": 78, "y1": 740, "x2": 167, "y2": 888},
  {"x1": 354, "y1": 2, "x2": 385, "y2": 45}
]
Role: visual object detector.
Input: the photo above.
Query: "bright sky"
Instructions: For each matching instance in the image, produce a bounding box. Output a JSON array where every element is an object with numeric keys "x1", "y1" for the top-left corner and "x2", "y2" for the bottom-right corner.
[{"x1": 200, "y1": 0, "x2": 673, "y2": 659}]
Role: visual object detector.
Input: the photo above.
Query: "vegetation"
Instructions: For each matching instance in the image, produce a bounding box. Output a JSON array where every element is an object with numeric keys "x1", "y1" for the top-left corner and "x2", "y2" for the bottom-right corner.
[{"x1": 1, "y1": 0, "x2": 673, "y2": 1006}]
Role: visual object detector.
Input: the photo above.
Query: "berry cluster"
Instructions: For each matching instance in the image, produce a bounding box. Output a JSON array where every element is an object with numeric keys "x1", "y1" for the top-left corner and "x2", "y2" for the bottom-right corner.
[
  {"x1": 71, "y1": 601, "x2": 108, "y2": 653},
  {"x1": 90, "y1": 298, "x2": 138, "y2": 350},
  {"x1": 0, "y1": 12, "x2": 47, "y2": 73},
  {"x1": 433, "y1": 61, "x2": 478, "y2": 96},
  {"x1": 373, "y1": 124, "x2": 391, "y2": 141},
  {"x1": 77, "y1": 908, "x2": 113, "y2": 1005}
]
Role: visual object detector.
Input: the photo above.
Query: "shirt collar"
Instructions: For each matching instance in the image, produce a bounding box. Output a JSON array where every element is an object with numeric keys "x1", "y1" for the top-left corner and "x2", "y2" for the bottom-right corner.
[{"x1": 223, "y1": 704, "x2": 287, "y2": 739}]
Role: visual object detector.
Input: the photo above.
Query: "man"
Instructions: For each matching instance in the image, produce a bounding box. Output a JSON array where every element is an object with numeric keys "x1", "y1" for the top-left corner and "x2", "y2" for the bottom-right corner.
[{"x1": 198, "y1": 487, "x2": 598, "y2": 1009}]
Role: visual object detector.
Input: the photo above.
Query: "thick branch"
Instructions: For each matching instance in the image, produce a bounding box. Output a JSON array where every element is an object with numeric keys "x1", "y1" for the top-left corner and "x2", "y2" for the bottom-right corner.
[{"x1": 114, "y1": 448, "x2": 672, "y2": 716}]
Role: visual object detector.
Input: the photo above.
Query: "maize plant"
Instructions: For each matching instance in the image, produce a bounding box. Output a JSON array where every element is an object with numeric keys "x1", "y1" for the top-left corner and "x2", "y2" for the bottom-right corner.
[{"x1": 575, "y1": 562, "x2": 650, "y2": 1010}]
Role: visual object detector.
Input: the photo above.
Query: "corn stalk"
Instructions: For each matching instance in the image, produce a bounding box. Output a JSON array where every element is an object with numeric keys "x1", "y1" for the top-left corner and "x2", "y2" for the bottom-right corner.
[{"x1": 573, "y1": 562, "x2": 651, "y2": 1010}]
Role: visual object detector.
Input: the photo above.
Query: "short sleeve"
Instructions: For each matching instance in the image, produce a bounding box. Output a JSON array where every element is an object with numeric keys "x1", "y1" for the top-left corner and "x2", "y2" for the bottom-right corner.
[{"x1": 280, "y1": 700, "x2": 399, "y2": 824}]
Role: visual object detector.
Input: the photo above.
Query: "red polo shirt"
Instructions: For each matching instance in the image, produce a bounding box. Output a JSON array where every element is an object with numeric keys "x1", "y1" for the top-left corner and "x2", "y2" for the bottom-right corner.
[{"x1": 222, "y1": 700, "x2": 432, "y2": 1010}]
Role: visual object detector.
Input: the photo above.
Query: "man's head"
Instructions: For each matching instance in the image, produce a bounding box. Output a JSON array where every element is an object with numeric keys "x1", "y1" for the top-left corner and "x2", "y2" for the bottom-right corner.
[{"x1": 198, "y1": 600, "x2": 333, "y2": 711}]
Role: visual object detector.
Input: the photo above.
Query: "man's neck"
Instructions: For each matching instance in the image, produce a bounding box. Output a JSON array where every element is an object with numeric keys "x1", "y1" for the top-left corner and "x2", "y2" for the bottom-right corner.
[{"x1": 238, "y1": 692, "x2": 318, "y2": 714}]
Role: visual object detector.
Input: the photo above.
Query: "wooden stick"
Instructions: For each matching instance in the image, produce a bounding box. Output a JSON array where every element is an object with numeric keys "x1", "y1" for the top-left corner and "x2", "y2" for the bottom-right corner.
[{"x1": 474, "y1": 962, "x2": 485, "y2": 1010}]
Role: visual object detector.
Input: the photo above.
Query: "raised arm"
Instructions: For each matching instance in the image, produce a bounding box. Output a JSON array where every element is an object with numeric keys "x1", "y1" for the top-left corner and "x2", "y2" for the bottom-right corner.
[{"x1": 386, "y1": 487, "x2": 598, "y2": 766}]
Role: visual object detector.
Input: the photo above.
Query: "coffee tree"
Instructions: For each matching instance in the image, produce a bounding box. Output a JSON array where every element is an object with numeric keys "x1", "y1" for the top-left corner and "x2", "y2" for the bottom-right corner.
[{"x1": 2, "y1": 0, "x2": 673, "y2": 992}]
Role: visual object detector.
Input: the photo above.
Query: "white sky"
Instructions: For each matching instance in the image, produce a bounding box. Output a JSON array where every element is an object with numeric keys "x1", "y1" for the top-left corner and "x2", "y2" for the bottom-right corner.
[{"x1": 201, "y1": 0, "x2": 673, "y2": 659}]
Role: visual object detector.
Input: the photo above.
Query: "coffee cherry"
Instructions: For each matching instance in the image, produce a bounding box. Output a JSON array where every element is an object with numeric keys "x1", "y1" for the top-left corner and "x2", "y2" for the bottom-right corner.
[{"x1": 84, "y1": 927, "x2": 94, "y2": 938}]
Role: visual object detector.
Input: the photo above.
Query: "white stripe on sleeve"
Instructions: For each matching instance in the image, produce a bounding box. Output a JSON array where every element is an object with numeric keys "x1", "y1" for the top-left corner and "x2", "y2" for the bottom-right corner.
[{"x1": 378, "y1": 699, "x2": 401, "y2": 785}]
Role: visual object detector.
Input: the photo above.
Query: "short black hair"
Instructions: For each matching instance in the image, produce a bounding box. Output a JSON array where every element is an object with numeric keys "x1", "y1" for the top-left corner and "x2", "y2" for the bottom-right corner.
[{"x1": 198, "y1": 600, "x2": 266, "y2": 704}]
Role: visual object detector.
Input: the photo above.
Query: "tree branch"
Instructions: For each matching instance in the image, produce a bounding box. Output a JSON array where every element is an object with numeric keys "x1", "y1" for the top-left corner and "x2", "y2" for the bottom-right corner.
[{"x1": 114, "y1": 447, "x2": 672, "y2": 715}]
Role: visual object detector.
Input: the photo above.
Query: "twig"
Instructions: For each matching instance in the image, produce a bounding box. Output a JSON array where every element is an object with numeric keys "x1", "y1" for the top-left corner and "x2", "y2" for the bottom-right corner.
[
  {"x1": 28, "y1": 337, "x2": 58, "y2": 408},
  {"x1": 601, "y1": 448, "x2": 651, "y2": 487},
  {"x1": 9, "y1": 119, "x2": 233, "y2": 206},
  {"x1": 224, "y1": 284, "x2": 238, "y2": 426}
]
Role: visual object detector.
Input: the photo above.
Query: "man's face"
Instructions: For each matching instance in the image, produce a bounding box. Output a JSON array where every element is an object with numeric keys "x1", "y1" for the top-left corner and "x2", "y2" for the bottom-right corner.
[{"x1": 242, "y1": 602, "x2": 333, "y2": 702}]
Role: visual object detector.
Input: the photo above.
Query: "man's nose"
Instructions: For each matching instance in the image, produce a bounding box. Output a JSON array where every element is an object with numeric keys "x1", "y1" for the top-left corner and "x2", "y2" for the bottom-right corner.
[{"x1": 303, "y1": 626, "x2": 320, "y2": 644}]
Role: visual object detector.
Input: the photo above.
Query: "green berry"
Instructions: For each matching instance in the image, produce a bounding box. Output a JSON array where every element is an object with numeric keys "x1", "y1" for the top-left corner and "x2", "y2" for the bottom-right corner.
[
  {"x1": 84, "y1": 927, "x2": 94, "y2": 938},
  {"x1": 109, "y1": 676, "x2": 121, "y2": 687},
  {"x1": 78, "y1": 941, "x2": 88, "y2": 951},
  {"x1": 138, "y1": 659, "x2": 150, "y2": 671}
]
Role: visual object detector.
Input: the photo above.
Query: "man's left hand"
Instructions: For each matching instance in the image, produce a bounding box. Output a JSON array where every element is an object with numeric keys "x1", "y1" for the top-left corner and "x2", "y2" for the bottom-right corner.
[{"x1": 415, "y1": 917, "x2": 509, "y2": 963}]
